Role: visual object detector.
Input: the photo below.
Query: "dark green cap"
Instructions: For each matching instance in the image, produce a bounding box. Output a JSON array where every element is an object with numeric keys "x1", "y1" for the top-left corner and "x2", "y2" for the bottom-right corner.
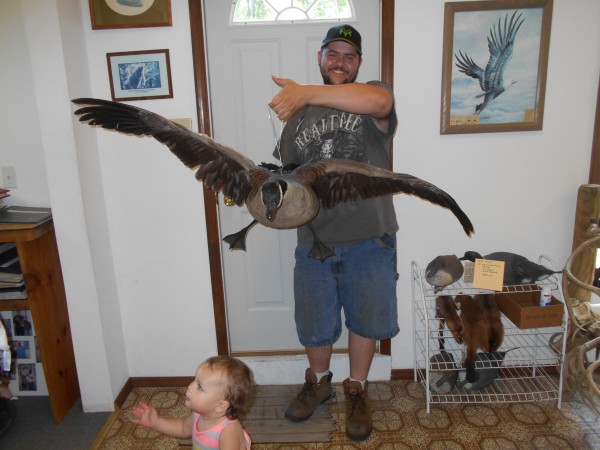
[{"x1": 321, "y1": 24, "x2": 362, "y2": 55}]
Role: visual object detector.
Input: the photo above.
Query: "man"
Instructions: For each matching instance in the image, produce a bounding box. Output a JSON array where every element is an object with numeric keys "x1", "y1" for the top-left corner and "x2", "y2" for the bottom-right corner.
[{"x1": 269, "y1": 24, "x2": 399, "y2": 442}]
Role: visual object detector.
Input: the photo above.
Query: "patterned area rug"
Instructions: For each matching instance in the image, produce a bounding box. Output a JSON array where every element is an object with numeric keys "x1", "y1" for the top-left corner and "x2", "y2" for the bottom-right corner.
[{"x1": 93, "y1": 380, "x2": 592, "y2": 449}]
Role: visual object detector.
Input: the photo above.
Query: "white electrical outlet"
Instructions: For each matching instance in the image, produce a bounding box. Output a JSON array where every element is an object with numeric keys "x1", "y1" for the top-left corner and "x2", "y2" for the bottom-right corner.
[{"x1": 1, "y1": 166, "x2": 17, "y2": 188}]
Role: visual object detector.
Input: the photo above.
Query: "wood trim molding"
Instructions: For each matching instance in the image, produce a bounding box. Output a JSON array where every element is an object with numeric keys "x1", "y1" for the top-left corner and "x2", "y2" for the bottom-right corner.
[
  {"x1": 115, "y1": 377, "x2": 193, "y2": 408},
  {"x1": 380, "y1": 0, "x2": 395, "y2": 356},
  {"x1": 188, "y1": 0, "x2": 396, "y2": 358},
  {"x1": 390, "y1": 369, "x2": 413, "y2": 380},
  {"x1": 188, "y1": 0, "x2": 229, "y2": 355},
  {"x1": 590, "y1": 76, "x2": 600, "y2": 184},
  {"x1": 114, "y1": 377, "x2": 132, "y2": 407},
  {"x1": 381, "y1": 0, "x2": 394, "y2": 89}
]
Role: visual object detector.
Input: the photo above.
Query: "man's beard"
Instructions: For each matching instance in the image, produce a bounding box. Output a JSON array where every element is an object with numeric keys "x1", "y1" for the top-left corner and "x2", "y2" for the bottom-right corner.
[{"x1": 321, "y1": 70, "x2": 358, "y2": 85}]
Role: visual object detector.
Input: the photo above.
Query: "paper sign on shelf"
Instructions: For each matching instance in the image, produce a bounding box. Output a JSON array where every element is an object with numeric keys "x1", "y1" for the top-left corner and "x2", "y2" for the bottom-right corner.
[{"x1": 472, "y1": 259, "x2": 505, "y2": 291}]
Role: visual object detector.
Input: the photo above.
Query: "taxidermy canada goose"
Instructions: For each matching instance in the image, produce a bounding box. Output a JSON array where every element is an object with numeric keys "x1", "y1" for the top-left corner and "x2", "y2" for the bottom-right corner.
[
  {"x1": 426, "y1": 255, "x2": 464, "y2": 293},
  {"x1": 72, "y1": 98, "x2": 474, "y2": 260},
  {"x1": 435, "y1": 295, "x2": 463, "y2": 349},
  {"x1": 455, "y1": 11, "x2": 524, "y2": 115},
  {"x1": 459, "y1": 251, "x2": 561, "y2": 286},
  {"x1": 456, "y1": 294, "x2": 503, "y2": 383},
  {"x1": 429, "y1": 351, "x2": 459, "y2": 395}
]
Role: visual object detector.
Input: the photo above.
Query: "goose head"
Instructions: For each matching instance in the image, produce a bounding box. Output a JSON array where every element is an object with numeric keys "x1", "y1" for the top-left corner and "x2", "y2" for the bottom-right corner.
[
  {"x1": 260, "y1": 180, "x2": 287, "y2": 221},
  {"x1": 459, "y1": 251, "x2": 483, "y2": 262},
  {"x1": 248, "y1": 175, "x2": 319, "y2": 230}
]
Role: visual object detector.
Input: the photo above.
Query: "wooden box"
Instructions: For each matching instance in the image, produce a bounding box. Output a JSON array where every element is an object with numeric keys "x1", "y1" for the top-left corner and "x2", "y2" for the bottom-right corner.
[{"x1": 496, "y1": 288, "x2": 564, "y2": 329}]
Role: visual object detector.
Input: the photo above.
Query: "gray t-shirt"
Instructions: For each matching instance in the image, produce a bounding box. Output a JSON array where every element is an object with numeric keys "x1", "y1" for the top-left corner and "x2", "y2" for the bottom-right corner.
[{"x1": 275, "y1": 81, "x2": 399, "y2": 247}]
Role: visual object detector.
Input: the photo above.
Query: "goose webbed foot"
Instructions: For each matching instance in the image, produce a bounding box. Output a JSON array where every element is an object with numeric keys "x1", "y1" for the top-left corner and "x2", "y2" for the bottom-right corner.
[
  {"x1": 223, "y1": 220, "x2": 258, "y2": 251},
  {"x1": 306, "y1": 223, "x2": 335, "y2": 261}
]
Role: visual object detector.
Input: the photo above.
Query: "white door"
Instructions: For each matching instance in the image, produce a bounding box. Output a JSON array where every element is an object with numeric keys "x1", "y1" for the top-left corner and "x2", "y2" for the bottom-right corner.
[{"x1": 204, "y1": 1, "x2": 381, "y2": 353}]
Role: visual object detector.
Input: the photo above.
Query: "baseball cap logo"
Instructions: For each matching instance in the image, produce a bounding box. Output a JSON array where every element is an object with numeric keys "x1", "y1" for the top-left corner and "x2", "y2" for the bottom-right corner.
[{"x1": 339, "y1": 27, "x2": 353, "y2": 38}]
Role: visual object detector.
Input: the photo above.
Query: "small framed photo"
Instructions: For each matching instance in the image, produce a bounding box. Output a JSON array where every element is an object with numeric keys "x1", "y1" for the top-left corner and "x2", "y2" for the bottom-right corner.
[
  {"x1": 11, "y1": 339, "x2": 32, "y2": 361},
  {"x1": 18, "y1": 363, "x2": 37, "y2": 392},
  {"x1": 12, "y1": 311, "x2": 32, "y2": 336},
  {"x1": 89, "y1": 0, "x2": 172, "y2": 30},
  {"x1": 107, "y1": 49, "x2": 173, "y2": 101},
  {"x1": 440, "y1": 0, "x2": 553, "y2": 134}
]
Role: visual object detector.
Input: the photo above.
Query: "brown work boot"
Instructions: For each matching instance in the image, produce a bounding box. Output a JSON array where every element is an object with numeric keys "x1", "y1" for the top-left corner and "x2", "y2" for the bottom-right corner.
[
  {"x1": 284, "y1": 368, "x2": 333, "y2": 422},
  {"x1": 343, "y1": 378, "x2": 372, "y2": 441}
]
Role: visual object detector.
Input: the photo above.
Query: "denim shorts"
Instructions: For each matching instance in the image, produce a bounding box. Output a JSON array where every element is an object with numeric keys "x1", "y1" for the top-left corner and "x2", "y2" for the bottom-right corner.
[{"x1": 293, "y1": 233, "x2": 400, "y2": 347}]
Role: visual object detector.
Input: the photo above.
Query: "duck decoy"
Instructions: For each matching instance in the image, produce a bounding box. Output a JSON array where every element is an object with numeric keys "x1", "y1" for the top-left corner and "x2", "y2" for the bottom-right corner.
[
  {"x1": 429, "y1": 351, "x2": 459, "y2": 395},
  {"x1": 459, "y1": 251, "x2": 561, "y2": 286},
  {"x1": 72, "y1": 98, "x2": 474, "y2": 260},
  {"x1": 455, "y1": 348, "x2": 518, "y2": 390},
  {"x1": 426, "y1": 255, "x2": 464, "y2": 293}
]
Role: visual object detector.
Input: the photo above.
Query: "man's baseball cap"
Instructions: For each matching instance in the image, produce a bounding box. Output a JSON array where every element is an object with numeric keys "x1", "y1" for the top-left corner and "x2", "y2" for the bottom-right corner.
[{"x1": 321, "y1": 24, "x2": 362, "y2": 55}]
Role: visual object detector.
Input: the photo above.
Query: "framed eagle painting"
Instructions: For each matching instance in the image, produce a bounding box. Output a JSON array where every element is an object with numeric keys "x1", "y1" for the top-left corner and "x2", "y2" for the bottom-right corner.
[{"x1": 440, "y1": 0, "x2": 553, "y2": 134}]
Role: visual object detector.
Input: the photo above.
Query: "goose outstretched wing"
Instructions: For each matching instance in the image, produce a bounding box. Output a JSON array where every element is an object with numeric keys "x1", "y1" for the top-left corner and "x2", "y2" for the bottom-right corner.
[
  {"x1": 72, "y1": 98, "x2": 255, "y2": 205},
  {"x1": 295, "y1": 159, "x2": 474, "y2": 236}
]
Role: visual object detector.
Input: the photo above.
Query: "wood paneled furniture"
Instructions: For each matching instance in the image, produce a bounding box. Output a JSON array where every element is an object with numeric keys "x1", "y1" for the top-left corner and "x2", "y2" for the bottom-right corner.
[{"x1": 0, "y1": 218, "x2": 79, "y2": 423}]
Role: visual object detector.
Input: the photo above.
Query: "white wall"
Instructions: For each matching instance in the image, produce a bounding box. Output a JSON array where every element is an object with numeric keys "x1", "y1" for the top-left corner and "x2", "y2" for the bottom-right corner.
[
  {"x1": 1, "y1": 0, "x2": 216, "y2": 412},
  {"x1": 1, "y1": 0, "x2": 598, "y2": 412},
  {"x1": 0, "y1": 1, "x2": 50, "y2": 206},
  {"x1": 4, "y1": 0, "x2": 124, "y2": 412},
  {"x1": 76, "y1": 0, "x2": 216, "y2": 381},
  {"x1": 391, "y1": 0, "x2": 600, "y2": 368}
]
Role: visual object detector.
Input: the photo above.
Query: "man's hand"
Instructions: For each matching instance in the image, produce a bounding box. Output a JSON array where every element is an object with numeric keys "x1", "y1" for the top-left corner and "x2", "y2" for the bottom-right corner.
[
  {"x1": 269, "y1": 76, "x2": 309, "y2": 121},
  {"x1": 269, "y1": 75, "x2": 393, "y2": 133}
]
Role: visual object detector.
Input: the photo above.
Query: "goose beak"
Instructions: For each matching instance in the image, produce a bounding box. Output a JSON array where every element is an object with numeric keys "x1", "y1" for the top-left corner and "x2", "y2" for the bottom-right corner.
[{"x1": 265, "y1": 200, "x2": 278, "y2": 221}]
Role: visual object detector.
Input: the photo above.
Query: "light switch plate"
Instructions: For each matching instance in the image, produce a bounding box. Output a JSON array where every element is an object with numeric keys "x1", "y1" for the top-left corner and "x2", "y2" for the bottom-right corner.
[{"x1": 1, "y1": 166, "x2": 17, "y2": 188}]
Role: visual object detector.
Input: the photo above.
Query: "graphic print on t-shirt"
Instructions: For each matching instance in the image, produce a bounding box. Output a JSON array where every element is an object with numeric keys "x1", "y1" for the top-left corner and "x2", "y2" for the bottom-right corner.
[{"x1": 293, "y1": 111, "x2": 369, "y2": 164}]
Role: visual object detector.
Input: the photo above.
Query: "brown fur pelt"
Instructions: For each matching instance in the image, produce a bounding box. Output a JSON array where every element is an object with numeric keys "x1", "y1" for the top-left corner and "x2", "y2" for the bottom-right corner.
[
  {"x1": 456, "y1": 294, "x2": 504, "y2": 382},
  {"x1": 435, "y1": 296, "x2": 464, "y2": 349}
]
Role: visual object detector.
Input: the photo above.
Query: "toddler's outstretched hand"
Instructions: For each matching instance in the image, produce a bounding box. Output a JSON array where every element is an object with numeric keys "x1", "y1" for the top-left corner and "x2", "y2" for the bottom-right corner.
[{"x1": 131, "y1": 400, "x2": 158, "y2": 429}]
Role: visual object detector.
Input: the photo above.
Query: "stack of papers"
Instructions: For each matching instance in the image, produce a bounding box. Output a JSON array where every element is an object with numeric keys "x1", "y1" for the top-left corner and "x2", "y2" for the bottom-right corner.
[
  {"x1": 0, "y1": 206, "x2": 51, "y2": 224},
  {"x1": 0, "y1": 243, "x2": 26, "y2": 299}
]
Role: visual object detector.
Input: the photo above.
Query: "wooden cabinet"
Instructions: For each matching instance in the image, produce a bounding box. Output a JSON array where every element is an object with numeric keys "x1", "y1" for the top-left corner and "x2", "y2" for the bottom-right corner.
[{"x1": 0, "y1": 219, "x2": 79, "y2": 423}]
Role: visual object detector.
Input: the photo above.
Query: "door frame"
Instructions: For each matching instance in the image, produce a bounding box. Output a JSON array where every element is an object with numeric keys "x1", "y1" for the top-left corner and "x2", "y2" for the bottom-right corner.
[{"x1": 188, "y1": 0, "x2": 396, "y2": 356}]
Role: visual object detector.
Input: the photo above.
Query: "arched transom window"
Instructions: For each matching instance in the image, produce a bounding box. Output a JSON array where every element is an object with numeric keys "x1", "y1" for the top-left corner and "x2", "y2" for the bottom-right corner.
[{"x1": 232, "y1": 0, "x2": 354, "y2": 24}]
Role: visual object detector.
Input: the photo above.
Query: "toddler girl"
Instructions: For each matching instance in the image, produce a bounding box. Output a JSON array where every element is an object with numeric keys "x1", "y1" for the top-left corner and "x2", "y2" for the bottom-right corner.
[{"x1": 132, "y1": 355, "x2": 254, "y2": 449}]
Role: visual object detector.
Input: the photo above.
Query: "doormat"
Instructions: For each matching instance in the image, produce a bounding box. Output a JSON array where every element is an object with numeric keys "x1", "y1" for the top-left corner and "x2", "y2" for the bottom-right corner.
[{"x1": 244, "y1": 384, "x2": 336, "y2": 443}]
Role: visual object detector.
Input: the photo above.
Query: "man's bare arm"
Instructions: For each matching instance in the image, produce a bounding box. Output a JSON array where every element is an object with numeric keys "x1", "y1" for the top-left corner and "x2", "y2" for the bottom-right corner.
[{"x1": 269, "y1": 76, "x2": 393, "y2": 130}]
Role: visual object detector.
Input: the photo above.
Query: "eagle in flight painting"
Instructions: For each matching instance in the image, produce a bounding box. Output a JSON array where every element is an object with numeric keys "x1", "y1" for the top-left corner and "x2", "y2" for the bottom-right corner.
[{"x1": 451, "y1": 8, "x2": 544, "y2": 123}]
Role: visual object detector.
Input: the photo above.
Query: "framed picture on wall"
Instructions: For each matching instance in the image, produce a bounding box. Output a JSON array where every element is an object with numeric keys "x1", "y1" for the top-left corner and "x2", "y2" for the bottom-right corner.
[
  {"x1": 89, "y1": 0, "x2": 172, "y2": 30},
  {"x1": 106, "y1": 49, "x2": 173, "y2": 101},
  {"x1": 11, "y1": 339, "x2": 32, "y2": 362},
  {"x1": 440, "y1": 0, "x2": 553, "y2": 134}
]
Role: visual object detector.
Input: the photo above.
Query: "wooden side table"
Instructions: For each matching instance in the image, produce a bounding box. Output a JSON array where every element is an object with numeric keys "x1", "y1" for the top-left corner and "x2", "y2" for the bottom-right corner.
[{"x1": 0, "y1": 218, "x2": 79, "y2": 423}]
